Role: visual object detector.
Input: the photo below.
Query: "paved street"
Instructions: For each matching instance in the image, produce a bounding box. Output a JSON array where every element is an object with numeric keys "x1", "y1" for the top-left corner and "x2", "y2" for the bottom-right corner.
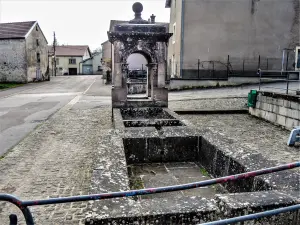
[
  {"x1": 0, "y1": 76, "x2": 298, "y2": 157},
  {"x1": 0, "y1": 75, "x2": 110, "y2": 156}
]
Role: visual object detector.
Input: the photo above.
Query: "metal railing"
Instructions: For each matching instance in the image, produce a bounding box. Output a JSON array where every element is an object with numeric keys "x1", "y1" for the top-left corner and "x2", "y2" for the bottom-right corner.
[
  {"x1": 258, "y1": 69, "x2": 300, "y2": 94},
  {"x1": 1, "y1": 162, "x2": 299, "y2": 225}
]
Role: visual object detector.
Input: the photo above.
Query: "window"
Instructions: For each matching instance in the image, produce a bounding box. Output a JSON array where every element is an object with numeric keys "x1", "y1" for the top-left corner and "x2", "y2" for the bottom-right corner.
[
  {"x1": 69, "y1": 59, "x2": 76, "y2": 64},
  {"x1": 56, "y1": 58, "x2": 59, "y2": 65},
  {"x1": 37, "y1": 53, "x2": 40, "y2": 63},
  {"x1": 36, "y1": 26, "x2": 38, "y2": 31},
  {"x1": 36, "y1": 39, "x2": 39, "y2": 46},
  {"x1": 173, "y1": 23, "x2": 176, "y2": 44}
]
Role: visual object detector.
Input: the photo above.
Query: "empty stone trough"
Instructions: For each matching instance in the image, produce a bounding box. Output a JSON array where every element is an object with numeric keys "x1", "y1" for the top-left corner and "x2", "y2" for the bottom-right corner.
[{"x1": 91, "y1": 107, "x2": 300, "y2": 224}]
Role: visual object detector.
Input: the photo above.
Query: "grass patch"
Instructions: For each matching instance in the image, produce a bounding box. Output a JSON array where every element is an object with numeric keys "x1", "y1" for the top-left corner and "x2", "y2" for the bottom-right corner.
[
  {"x1": 0, "y1": 83, "x2": 23, "y2": 90},
  {"x1": 200, "y1": 167, "x2": 209, "y2": 177}
]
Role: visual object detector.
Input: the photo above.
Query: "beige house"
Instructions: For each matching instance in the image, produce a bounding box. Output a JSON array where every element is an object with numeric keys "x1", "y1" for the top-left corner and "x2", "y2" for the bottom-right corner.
[
  {"x1": 166, "y1": 0, "x2": 300, "y2": 78},
  {"x1": 49, "y1": 45, "x2": 91, "y2": 75},
  {"x1": 0, "y1": 21, "x2": 49, "y2": 83},
  {"x1": 101, "y1": 40, "x2": 112, "y2": 75}
]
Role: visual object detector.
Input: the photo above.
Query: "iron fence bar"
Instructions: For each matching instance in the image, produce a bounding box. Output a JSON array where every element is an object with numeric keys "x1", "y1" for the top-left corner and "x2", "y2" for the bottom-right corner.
[
  {"x1": 286, "y1": 72, "x2": 289, "y2": 94},
  {"x1": 0, "y1": 194, "x2": 34, "y2": 225},
  {"x1": 21, "y1": 162, "x2": 300, "y2": 206},
  {"x1": 200, "y1": 204, "x2": 300, "y2": 225},
  {"x1": 258, "y1": 69, "x2": 262, "y2": 91},
  {"x1": 0, "y1": 162, "x2": 299, "y2": 225}
]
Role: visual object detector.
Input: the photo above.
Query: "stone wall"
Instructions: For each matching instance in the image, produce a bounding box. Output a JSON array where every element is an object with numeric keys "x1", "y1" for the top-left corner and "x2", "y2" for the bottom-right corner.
[
  {"x1": 26, "y1": 23, "x2": 49, "y2": 82},
  {"x1": 182, "y1": 0, "x2": 300, "y2": 71},
  {"x1": 0, "y1": 39, "x2": 27, "y2": 83},
  {"x1": 249, "y1": 92, "x2": 300, "y2": 130}
]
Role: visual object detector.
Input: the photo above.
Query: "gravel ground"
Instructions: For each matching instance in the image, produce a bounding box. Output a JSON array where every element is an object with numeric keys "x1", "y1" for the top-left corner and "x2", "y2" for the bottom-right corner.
[
  {"x1": 0, "y1": 99, "x2": 112, "y2": 224},
  {"x1": 169, "y1": 97, "x2": 247, "y2": 111},
  {"x1": 183, "y1": 114, "x2": 300, "y2": 164}
]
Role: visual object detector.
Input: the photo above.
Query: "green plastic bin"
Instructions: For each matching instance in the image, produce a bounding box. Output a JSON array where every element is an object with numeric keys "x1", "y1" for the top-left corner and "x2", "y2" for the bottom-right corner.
[{"x1": 247, "y1": 90, "x2": 257, "y2": 108}]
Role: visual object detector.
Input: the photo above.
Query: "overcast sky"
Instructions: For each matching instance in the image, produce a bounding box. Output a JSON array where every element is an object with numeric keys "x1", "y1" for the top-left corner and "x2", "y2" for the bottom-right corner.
[{"x1": 0, "y1": 0, "x2": 170, "y2": 50}]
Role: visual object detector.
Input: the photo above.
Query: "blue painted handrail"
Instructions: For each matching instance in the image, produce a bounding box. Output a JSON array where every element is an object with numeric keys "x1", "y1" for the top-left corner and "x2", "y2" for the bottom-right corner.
[
  {"x1": 201, "y1": 204, "x2": 300, "y2": 225},
  {"x1": 1, "y1": 161, "x2": 299, "y2": 225}
]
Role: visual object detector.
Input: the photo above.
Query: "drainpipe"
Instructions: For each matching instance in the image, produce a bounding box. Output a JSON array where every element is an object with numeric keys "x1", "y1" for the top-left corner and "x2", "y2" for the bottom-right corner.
[{"x1": 180, "y1": 0, "x2": 185, "y2": 78}]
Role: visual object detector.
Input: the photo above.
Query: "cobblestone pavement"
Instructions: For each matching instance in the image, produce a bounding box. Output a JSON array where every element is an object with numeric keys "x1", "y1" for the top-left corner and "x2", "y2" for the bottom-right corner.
[
  {"x1": 183, "y1": 114, "x2": 300, "y2": 164},
  {"x1": 169, "y1": 97, "x2": 247, "y2": 111},
  {"x1": 0, "y1": 98, "x2": 112, "y2": 224}
]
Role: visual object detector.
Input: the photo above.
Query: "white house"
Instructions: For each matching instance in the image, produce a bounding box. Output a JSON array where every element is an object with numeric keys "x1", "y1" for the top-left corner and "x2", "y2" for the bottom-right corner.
[{"x1": 49, "y1": 45, "x2": 92, "y2": 75}]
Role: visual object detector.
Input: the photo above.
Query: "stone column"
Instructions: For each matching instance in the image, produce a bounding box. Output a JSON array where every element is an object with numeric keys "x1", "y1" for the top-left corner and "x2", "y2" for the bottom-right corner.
[
  {"x1": 111, "y1": 41, "x2": 127, "y2": 108},
  {"x1": 146, "y1": 66, "x2": 152, "y2": 97},
  {"x1": 113, "y1": 42, "x2": 122, "y2": 87},
  {"x1": 157, "y1": 62, "x2": 166, "y2": 88},
  {"x1": 121, "y1": 63, "x2": 129, "y2": 90},
  {"x1": 147, "y1": 63, "x2": 158, "y2": 100}
]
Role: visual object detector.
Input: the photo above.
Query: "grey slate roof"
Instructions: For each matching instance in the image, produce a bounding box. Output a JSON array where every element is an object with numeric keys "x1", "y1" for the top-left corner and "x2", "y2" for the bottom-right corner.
[
  {"x1": 48, "y1": 45, "x2": 91, "y2": 57},
  {"x1": 0, "y1": 21, "x2": 36, "y2": 39}
]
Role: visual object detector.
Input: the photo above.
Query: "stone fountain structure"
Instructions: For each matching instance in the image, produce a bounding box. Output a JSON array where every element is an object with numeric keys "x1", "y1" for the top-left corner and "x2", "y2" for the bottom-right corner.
[{"x1": 108, "y1": 2, "x2": 172, "y2": 108}]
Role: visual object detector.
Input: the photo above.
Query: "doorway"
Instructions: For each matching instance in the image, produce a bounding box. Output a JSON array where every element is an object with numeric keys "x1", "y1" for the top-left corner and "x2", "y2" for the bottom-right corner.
[{"x1": 69, "y1": 68, "x2": 77, "y2": 75}]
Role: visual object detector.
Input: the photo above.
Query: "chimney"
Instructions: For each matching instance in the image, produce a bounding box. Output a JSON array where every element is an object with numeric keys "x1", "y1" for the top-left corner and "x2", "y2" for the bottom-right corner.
[{"x1": 150, "y1": 14, "x2": 156, "y2": 24}]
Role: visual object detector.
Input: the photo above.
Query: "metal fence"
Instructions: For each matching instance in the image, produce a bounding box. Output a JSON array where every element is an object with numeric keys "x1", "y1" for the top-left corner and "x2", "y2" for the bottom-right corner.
[
  {"x1": 169, "y1": 55, "x2": 296, "y2": 80},
  {"x1": 1, "y1": 162, "x2": 299, "y2": 225}
]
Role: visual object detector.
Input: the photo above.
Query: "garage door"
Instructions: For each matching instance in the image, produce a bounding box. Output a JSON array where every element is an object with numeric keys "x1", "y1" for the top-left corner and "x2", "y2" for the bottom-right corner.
[
  {"x1": 69, "y1": 68, "x2": 77, "y2": 75},
  {"x1": 83, "y1": 65, "x2": 93, "y2": 75}
]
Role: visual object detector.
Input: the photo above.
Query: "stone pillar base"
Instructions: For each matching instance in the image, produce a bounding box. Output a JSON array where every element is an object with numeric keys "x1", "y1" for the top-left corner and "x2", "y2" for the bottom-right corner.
[
  {"x1": 112, "y1": 87, "x2": 127, "y2": 108},
  {"x1": 152, "y1": 87, "x2": 168, "y2": 107}
]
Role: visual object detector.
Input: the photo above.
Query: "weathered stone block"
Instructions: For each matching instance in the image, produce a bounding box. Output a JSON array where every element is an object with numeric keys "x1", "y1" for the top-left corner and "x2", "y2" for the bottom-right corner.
[
  {"x1": 278, "y1": 106, "x2": 287, "y2": 117},
  {"x1": 276, "y1": 115, "x2": 286, "y2": 127},
  {"x1": 256, "y1": 101, "x2": 261, "y2": 109},
  {"x1": 287, "y1": 108, "x2": 298, "y2": 120},
  {"x1": 163, "y1": 136, "x2": 199, "y2": 162},
  {"x1": 272, "y1": 98, "x2": 278, "y2": 105},
  {"x1": 123, "y1": 138, "x2": 147, "y2": 164},
  {"x1": 261, "y1": 96, "x2": 267, "y2": 103},
  {"x1": 262, "y1": 103, "x2": 272, "y2": 112},
  {"x1": 283, "y1": 100, "x2": 291, "y2": 108},
  {"x1": 198, "y1": 137, "x2": 217, "y2": 174},
  {"x1": 290, "y1": 101, "x2": 300, "y2": 110},
  {"x1": 285, "y1": 118, "x2": 299, "y2": 130},
  {"x1": 266, "y1": 97, "x2": 273, "y2": 104},
  {"x1": 272, "y1": 105, "x2": 279, "y2": 114},
  {"x1": 277, "y1": 99, "x2": 284, "y2": 106},
  {"x1": 265, "y1": 111, "x2": 276, "y2": 123}
]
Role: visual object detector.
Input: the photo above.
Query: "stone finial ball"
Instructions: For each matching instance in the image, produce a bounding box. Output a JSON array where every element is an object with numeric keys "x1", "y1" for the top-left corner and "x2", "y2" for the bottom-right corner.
[{"x1": 133, "y1": 2, "x2": 143, "y2": 13}]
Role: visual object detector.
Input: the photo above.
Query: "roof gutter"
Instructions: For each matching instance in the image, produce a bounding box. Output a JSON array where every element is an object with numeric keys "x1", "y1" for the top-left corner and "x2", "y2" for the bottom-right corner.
[{"x1": 180, "y1": 0, "x2": 185, "y2": 78}]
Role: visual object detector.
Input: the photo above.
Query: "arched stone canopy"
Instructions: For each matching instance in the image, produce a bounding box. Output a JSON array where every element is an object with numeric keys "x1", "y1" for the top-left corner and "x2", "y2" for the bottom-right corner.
[
  {"x1": 122, "y1": 46, "x2": 156, "y2": 64},
  {"x1": 109, "y1": 2, "x2": 173, "y2": 108}
]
